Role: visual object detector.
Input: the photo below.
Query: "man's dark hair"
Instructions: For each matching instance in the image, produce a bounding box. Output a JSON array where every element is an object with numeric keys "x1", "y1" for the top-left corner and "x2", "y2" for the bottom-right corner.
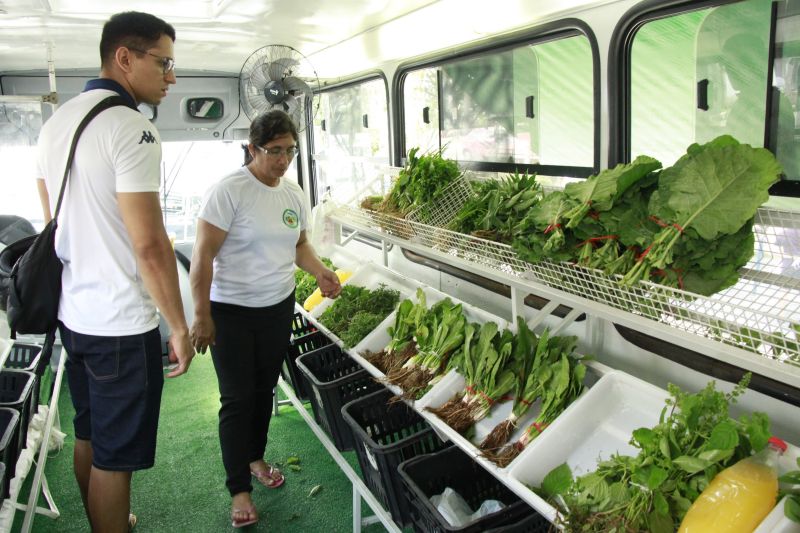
[
  {"x1": 243, "y1": 110, "x2": 300, "y2": 165},
  {"x1": 100, "y1": 12, "x2": 176, "y2": 68}
]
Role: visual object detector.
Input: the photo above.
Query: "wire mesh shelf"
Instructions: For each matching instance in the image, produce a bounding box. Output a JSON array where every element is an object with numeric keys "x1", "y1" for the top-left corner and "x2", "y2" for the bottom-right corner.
[{"x1": 332, "y1": 177, "x2": 800, "y2": 373}]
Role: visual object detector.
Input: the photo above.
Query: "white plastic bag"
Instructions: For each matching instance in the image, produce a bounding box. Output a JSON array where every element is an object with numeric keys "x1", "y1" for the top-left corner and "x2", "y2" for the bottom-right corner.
[
  {"x1": 430, "y1": 487, "x2": 506, "y2": 527},
  {"x1": 310, "y1": 191, "x2": 336, "y2": 257}
]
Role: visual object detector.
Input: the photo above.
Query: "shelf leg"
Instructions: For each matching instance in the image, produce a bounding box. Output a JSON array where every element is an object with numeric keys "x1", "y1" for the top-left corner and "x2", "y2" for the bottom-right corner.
[{"x1": 353, "y1": 485, "x2": 362, "y2": 533}]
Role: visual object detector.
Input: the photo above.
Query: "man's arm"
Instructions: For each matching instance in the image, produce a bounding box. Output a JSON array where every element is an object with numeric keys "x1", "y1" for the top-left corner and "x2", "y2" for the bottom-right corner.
[
  {"x1": 36, "y1": 178, "x2": 52, "y2": 224},
  {"x1": 295, "y1": 230, "x2": 341, "y2": 298},
  {"x1": 118, "y1": 191, "x2": 193, "y2": 377},
  {"x1": 189, "y1": 219, "x2": 227, "y2": 353}
]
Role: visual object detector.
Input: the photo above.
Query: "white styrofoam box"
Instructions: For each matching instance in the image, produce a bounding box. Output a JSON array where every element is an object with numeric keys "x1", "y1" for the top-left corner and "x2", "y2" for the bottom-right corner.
[
  {"x1": 502, "y1": 371, "x2": 669, "y2": 520},
  {"x1": 755, "y1": 496, "x2": 800, "y2": 533}
]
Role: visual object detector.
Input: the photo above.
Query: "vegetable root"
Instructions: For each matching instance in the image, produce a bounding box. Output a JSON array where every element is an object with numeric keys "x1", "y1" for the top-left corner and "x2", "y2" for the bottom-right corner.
[{"x1": 479, "y1": 419, "x2": 515, "y2": 451}]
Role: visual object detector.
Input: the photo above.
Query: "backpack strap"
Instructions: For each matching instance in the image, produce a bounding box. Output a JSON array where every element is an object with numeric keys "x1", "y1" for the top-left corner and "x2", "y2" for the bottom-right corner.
[{"x1": 51, "y1": 95, "x2": 129, "y2": 221}]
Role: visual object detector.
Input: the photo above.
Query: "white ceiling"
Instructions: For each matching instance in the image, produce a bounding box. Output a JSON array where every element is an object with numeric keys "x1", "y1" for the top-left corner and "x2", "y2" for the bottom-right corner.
[
  {"x1": 0, "y1": 0, "x2": 621, "y2": 79},
  {"x1": 0, "y1": 0, "x2": 439, "y2": 75}
]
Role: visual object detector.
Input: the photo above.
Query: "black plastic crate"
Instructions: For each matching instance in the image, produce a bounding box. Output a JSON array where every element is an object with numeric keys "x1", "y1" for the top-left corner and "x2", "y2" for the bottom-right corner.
[
  {"x1": 342, "y1": 387, "x2": 449, "y2": 526},
  {"x1": 283, "y1": 329, "x2": 331, "y2": 401},
  {"x1": 398, "y1": 446, "x2": 534, "y2": 533},
  {"x1": 483, "y1": 511, "x2": 551, "y2": 533},
  {"x1": 0, "y1": 370, "x2": 36, "y2": 461},
  {"x1": 6, "y1": 342, "x2": 43, "y2": 409},
  {"x1": 296, "y1": 344, "x2": 383, "y2": 451},
  {"x1": 290, "y1": 311, "x2": 316, "y2": 338},
  {"x1": 0, "y1": 407, "x2": 20, "y2": 499}
]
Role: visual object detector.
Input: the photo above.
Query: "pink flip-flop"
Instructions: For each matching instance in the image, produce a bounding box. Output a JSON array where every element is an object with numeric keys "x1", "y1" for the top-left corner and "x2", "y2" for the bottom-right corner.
[{"x1": 251, "y1": 464, "x2": 285, "y2": 489}]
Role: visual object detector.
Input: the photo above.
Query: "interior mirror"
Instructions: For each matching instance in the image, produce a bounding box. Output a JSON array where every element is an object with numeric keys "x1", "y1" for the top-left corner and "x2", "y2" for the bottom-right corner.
[
  {"x1": 137, "y1": 102, "x2": 157, "y2": 120},
  {"x1": 187, "y1": 97, "x2": 224, "y2": 119}
]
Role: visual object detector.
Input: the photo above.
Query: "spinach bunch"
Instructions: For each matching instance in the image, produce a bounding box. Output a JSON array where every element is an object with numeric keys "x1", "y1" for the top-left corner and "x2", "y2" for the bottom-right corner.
[
  {"x1": 449, "y1": 171, "x2": 542, "y2": 243},
  {"x1": 317, "y1": 284, "x2": 400, "y2": 348},
  {"x1": 382, "y1": 147, "x2": 462, "y2": 216},
  {"x1": 540, "y1": 374, "x2": 771, "y2": 532}
]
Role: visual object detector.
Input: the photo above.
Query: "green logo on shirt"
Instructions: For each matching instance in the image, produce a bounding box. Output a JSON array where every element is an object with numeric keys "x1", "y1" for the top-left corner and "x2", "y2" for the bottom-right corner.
[{"x1": 282, "y1": 209, "x2": 299, "y2": 228}]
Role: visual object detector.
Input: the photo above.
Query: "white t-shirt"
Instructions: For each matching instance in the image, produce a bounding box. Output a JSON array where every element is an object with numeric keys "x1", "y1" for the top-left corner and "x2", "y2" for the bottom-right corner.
[
  {"x1": 199, "y1": 166, "x2": 309, "y2": 307},
  {"x1": 37, "y1": 89, "x2": 162, "y2": 336}
]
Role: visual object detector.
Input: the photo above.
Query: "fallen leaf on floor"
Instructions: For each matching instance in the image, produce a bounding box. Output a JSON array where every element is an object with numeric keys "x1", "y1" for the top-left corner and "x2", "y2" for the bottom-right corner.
[
  {"x1": 289, "y1": 464, "x2": 301, "y2": 472},
  {"x1": 308, "y1": 484, "x2": 322, "y2": 497},
  {"x1": 287, "y1": 456, "x2": 301, "y2": 465}
]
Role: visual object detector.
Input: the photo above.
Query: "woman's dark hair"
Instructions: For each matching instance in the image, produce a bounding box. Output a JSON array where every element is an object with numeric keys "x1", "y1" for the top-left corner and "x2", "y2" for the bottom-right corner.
[
  {"x1": 100, "y1": 12, "x2": 176, "y2": 68},
  {"x1": 243, "y1": 110, "x2": 300, "y2": 165}
]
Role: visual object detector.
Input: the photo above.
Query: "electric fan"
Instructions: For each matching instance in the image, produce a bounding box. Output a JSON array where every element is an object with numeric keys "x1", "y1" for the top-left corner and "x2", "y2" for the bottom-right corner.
[{"x1": 238, "y1": 44, "x2": 320, "y2": 132}]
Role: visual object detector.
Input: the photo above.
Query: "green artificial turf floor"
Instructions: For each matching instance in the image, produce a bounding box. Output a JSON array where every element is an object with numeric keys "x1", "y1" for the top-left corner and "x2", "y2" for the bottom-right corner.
[{"x1": 10, "y1": 353, "x2": 392, "y2": 532}]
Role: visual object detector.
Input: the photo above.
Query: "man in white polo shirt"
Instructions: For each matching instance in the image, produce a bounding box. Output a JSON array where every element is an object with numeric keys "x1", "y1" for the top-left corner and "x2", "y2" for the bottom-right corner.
[{"x1": 35, "y1": 11, "x2": 193, "y2": 533}]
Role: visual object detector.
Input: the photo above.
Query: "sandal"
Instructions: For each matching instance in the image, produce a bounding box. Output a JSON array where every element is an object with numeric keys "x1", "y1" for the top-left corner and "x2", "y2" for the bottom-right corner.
[
  {"x1": 251, "y1": 464, "x2": 285, "y2": 489},
  {"x1": 231, "y1": 505, "x2": 258, "y2": 528}
]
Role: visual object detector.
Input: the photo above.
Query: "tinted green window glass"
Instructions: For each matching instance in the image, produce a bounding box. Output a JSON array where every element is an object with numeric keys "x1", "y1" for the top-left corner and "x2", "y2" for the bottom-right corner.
[{"x1": 312, "y1": 78, "x2": 390, "y2": 204}]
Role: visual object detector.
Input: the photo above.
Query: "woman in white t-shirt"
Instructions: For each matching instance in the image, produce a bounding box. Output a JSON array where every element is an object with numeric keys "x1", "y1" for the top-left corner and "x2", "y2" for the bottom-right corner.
[{"x1": 189, "y1": 110, "x2": 341, "y2": 528}]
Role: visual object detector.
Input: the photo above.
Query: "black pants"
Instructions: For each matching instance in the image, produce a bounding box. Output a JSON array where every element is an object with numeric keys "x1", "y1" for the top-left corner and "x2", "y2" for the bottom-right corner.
[{"x1": 209, "y1": 292, "x2": 295, "y2": 496}]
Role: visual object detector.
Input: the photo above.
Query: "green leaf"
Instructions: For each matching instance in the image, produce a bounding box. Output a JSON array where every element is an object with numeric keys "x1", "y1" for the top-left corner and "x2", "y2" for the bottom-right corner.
[
  {"x1": 633, "y1": 427, "x2": 656, "y2": 448},
  {"x1": 654, "y1": 136, "x2": 781, "y2": 241},
  {"x1": 659, "y1": 435, "x2": 671, "y2": 460},
  {"x1": 698, "y1": 448, "x2": 734, "y2": 463},
  {"x1": 779, "y1": 472, "x2": 800, "y2": 485},
  {"x1": 786, "y1": 495, "x2": 800, "y2": 523},
  {"x1": 647, "y1": 467, "x2": 669, "y2": 490},
  {"x1": 540, "y1": 463, "x2": 573, "y2": 497},
  {"x1": 648, "y1": 509, "x2": 674, "y2": 533},
  {"x1": 673, "y1": 455, "x2": 712, "y2": 474},
  {"x1": 708, "y1": 419, "x2": 739, "y2": 450},
  {"x1": 286, "y1": 456, "x2": 301, "y2": 465},
  {"x1": 653, "y1": 491, "x2": 669, "y2": 516}
]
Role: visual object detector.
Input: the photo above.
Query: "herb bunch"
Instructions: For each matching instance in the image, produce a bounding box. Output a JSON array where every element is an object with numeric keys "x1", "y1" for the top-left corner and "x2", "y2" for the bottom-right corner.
[
  {"x1": 539, "y1": 374, "x2": 771, "y2": 533},
  {"x1": 317, "y1": 284, "x2": 400, "y2": 348}
]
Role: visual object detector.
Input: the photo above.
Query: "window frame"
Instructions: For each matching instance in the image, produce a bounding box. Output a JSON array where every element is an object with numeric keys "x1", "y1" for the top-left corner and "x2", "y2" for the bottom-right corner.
[
  {"x1": 608, "y1": 0, "x2": 798, "y2": 197},
  {"x1": 392, "y1": 18, "x2": 601, "y2": 177},
  {"x1": 305, "y1": 71, "x2": 391, "y2": 209}
]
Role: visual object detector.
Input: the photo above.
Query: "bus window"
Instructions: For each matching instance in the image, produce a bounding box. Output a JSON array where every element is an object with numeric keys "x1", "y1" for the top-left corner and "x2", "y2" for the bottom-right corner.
[
  {"x1": 400, "y1": 31, "x2": 594, "y2": 174},
  {"x1": 402, "y1": 68, "x2": 440, "y2": 156},
  {"x1": 0, "y1": 103, "x2": 44, "y2": 229},
  {"x1": 312, "y1": 77, "x2": 390, "y2": 205},
  {"x1": 630, "y1": 0, "x2": 798, "y2": 184}
]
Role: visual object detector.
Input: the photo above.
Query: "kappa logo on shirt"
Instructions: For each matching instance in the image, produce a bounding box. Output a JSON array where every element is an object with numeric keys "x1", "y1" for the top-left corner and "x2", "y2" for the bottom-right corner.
[
  {"x1": 138, "y1": 130, "x2": 158, "y2": 144},
  {"x1": 282, "y1": 209, "x2": 299, "y2": 229}
]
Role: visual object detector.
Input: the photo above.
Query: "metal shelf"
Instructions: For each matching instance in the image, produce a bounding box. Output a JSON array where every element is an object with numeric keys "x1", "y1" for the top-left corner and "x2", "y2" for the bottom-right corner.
[{"x1": 329, "y1": 201, "x2": 800, "y2": 389}]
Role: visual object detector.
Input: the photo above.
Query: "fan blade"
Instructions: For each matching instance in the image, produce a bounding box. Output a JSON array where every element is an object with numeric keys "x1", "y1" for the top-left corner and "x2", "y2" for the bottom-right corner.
[
  {"x1": 268, "y1": 57, "x2": 300, "y2": 82},
  {"x1": 283, "y1": 76, "x2": 313, "y2": 100},
  {"x1": 283, "y1": 94, "x2": 302, "y2": 125}
]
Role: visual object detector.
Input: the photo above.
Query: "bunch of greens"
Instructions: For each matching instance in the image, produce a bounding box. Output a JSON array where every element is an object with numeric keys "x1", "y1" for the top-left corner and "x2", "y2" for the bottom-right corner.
[
  {"x1": 481, "y1": 325, "x2": 587, "y2": 461},
  {"x1": 449, "y1": 171, "x2": 542, "y2": 243},
  {"x1": 362, "y1": 289, "x2": 430, "y2": 373},
  {"x1": 426, "y1": 321, "x2": 518, "y2": 434},
  {"x1": 386, "y1": 296, "x2": 467, "y2": 399},
  {"x1": 378, "y1": 147, "x2": 462, "y2": 216},
  {"x1": 538, "y1": 374, "x2": 771, "y2": 533},
  {"x1": 317, "y1": 283, "x2": 400, "y2": 348},
  {"x1": 294, "y1": 257, "x2": 335, "y2": 303},
  {"x1": 508, "y1": 137, "x2": 782, "y2": 296},
  {"x1": 622, "y1": 136, "x2": 781, "y2": 294},
  {"x1": 779, "y1": 460, "x2": 800, "y2": 523}
]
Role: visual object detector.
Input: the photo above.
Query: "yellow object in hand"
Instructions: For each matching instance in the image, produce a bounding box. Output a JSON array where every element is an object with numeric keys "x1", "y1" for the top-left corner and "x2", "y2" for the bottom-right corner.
[{"x1": 303, "y1": 269, "x2": 353, "y2": 311}]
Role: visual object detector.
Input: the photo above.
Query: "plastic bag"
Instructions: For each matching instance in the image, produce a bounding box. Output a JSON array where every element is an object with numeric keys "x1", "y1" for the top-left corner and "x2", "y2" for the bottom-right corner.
[
  {"x1": 430, "y1": 487, "x2": 505, "y2": 527},
  {"x1": 310, "y1": 190, "x2": 335, "y2": 256}
]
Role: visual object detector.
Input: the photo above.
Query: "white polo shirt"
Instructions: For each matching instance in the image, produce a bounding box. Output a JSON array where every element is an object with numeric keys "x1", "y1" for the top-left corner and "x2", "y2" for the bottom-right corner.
[
  {"x1": 37, "y1": 88, "x2": 162, "y2": 336},
  {"x1": 199, "y1": 166, "x2": 309, "y2": 307}
]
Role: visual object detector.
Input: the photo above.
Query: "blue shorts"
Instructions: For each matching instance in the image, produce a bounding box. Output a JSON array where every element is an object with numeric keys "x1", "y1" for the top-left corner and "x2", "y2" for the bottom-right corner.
[{"x1": 59, "y1": 323, "x2": 164, "y2": 471}]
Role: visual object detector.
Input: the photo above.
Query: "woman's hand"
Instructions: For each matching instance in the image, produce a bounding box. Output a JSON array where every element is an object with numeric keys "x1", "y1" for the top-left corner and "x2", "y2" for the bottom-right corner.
[
  {"x1": 316, "y1": 268, "x2": 342, "y2": 299},
  {"x1": 190, "y1": 313, "x2": 216, "y2": 354}
]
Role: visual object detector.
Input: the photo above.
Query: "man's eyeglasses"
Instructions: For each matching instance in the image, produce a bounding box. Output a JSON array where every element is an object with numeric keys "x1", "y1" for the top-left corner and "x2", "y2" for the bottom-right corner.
[
  {"x1": 256, "y1": 145, "x2": 297, "y2": 159},
  {"x1": 129, "y1": 47, "x2": 175, "y2": 75}
]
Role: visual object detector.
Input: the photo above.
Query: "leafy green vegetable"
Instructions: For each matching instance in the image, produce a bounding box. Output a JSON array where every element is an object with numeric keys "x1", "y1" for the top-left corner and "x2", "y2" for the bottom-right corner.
[
  {"x1": 380, "y1": 147, "x2": 462, "y2": 216},
  {"x1": 318, "y1": 284, "x2": 400, "y2": 348},
  {"x1": 541, "y1": 373, "x2": 771, "y2": 532},
  {"x1": 779, "y1": 457, "x2": 800, "y2": 523}
]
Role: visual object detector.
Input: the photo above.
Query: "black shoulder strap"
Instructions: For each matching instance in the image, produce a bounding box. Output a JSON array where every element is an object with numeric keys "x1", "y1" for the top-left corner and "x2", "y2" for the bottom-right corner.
[{"x1": 52, "y1": 95, "x2": 129, "y2": 220}]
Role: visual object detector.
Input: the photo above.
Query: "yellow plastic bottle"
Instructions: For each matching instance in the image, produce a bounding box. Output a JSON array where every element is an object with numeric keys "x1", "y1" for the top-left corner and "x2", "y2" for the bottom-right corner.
[
  {"x1": 678, "y1": 436, "x2": 786, "y2": 533},
  {"x1": 302, "y1": 269, "x2": 352, "y2": 311}
]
